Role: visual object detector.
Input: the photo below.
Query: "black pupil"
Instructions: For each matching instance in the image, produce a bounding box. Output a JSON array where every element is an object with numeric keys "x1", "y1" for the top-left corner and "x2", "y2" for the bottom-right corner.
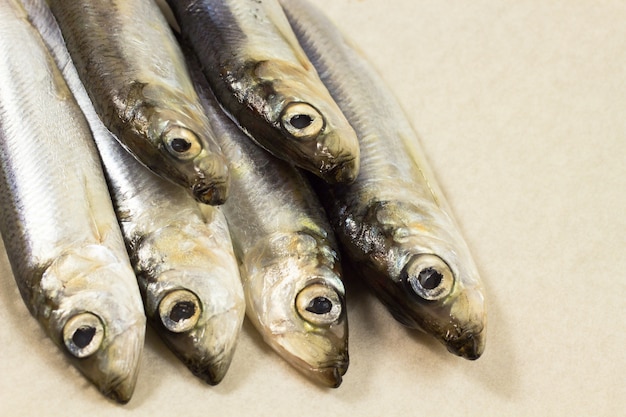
[
  {"x1": 290, "y1": 114, "x2": 313, "y2": 129},
  {"x1": 171, "y1": 138, "x2": 192, "y2": 153},
  {"x1": 72, "y1": 326, "x2": 96, "y2": 349},
  {"x1": 418, "y1": 268, "x2": 443, "y2": 290},
  {"x1": 306, "y1": 296, "x2": 333, "y2": 315},
  {"x1": 170, "y1": 301, "x2": 196, "y2": 322}
]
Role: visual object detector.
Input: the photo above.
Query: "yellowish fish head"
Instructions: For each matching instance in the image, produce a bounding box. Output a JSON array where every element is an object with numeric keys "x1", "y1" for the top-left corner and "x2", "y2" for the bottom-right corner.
[
  {"x1": 39, "y1": 246, "x2": 146, "y2": 403},
  {"x1": 396, "y1": 252, "x2": 486, "y2": 360},
  {"x1": 242, "y1": 231, "x2": 349, "y2": 387},
  {"x1": 360, "y1": 200, "x2": 487, "y2": 360},
  {"x1": 253, "y1": 60, "x2": 360, "y2": 184},
  {"x1": 146, "y1": 107, "x2": 230, "y2": 205},
  {"x1": 277, "y1": 100, "x2": 360, "y2": 184},
  {"x1": 142, "y1": 269, "x2": 245, "y2": 385},
  {"x1": 271, "y1": 278, "x2": 349, "y2": 387}
]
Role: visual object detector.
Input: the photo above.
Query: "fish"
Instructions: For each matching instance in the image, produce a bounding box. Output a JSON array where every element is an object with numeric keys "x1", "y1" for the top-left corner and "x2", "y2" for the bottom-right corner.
[
  {"x1": 280, "y1": 0, "x2": 487, "y2": 359},
  {"x1": 185, "y1": 48, "x2": 349, "y2": 387},
  {"x1": 46, "y1": 0, "x2": 230, "y2": 205},
  {"x1": 23, "y1": 0, "x2": 246, "y2": 384},
  {"x1": 97, "y1": 128, "x2": 245, "y2": 384},
  {"x1": 167, "y1": 0, "x2": 360, "y2": 184},
  {"x1": 0, "y1": 0, "x2": 145, "y2": 402}
]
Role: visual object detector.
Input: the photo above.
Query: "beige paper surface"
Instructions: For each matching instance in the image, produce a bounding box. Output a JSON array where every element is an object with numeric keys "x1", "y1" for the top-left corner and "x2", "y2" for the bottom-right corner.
[{"x1": 1, "y1": 1, "x2": 624, "y2": 415}]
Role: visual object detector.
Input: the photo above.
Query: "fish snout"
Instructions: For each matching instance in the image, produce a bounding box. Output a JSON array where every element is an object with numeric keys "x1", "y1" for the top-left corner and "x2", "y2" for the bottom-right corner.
[
  {"x1": 444, "y1": 328, "x2": 486, "y2": 360},
  {"x1": 314, "y1": 361, "x2": 349, "y2": 388},
  {"x1": 192, "y1": 154, "x2": 230, "y2": 205},
  {"x1": 192, "y1": 176, "x2": 230, "y2": 206},
  {"x1": 86, "y1": 321, "x2": 145, "y2": 404},
  {"x1": 185, "y1": 355, "x2": 233, "y2": 386},
  {"x1": 322, "y1": 157, "x2": 359, "y2": 184},
  {"x1": 101, "y1": 376, "x2": 139, "y2": 405}
]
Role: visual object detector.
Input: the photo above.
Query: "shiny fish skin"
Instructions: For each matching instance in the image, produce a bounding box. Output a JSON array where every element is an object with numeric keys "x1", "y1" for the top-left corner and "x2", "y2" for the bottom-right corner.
[
  {"x1": 281, "y1": 0, "x2": 486, "y2": 359},
  {"x1": 186, "y1": 50, "x2": 349, "y2": 387},
  {"x1": 46, "y1": 0, "x2": 230, "y2": 205},
  {"x1": 167, "y1": 0, "x2": 360, "y2": 184},
  {"x1": 0, "y1": 0, "x2": 145, "y2": 402},
  {"x1": 23, "y1": 0, "x2": 246, "y2": 384}
]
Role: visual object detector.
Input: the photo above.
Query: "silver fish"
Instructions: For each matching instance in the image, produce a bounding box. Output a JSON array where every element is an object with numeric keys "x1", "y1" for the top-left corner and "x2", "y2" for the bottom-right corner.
[
  {"x1": 186, "y1": 49, "x2": 349, "y2": 387},
  {"x1": 281, "y1": 0, "x2": 487, "y2": 359},
  {"x1": 99, "y1": 132, "x2": 245, "y2": 384},
  {"x1": 167, "y1": 0, "x2": 360, "y2": 184},
  {"x1": 46, "y1": 0, "x2": 230, "y2": 205},
  {"x1": 23, "y1": 0, "x2": 246, "y2": 384},
  {"x1": 0, "y1": 0, "x2": 145, "y2": 402}
]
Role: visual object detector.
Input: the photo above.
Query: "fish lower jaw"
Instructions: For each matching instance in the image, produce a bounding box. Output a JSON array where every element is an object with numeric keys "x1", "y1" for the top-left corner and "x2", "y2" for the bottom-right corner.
[
  {"x1": 183, "y1": 356, "x2": 234, "y2": 386},
  {"x1": 315, "y1": 362, "x2": 349, "y2": 388},
  {"x1": 99, "y1": 377, "x2": 137, "y2": 404},
  {"x1": 279, "y1": 351, "x2": 349, "y2": 388}
]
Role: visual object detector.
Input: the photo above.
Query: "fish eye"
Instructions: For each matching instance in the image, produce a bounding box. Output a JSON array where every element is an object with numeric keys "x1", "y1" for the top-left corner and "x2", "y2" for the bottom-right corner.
[
  {"x1": 158, "y1": 289, "x2": 201, "y2": 333},
  {"x1": 295, "y1": 283, "x2": 343, "y2": 326},
  {"x1": 280, "y1": 102, "x2": 325, "y2": 141},
  {"x1": 62, "y1": 312, "x2": 105, "y2": 358},
  {"x1": 162, "y1": 126, "x2": 202, "y2": 160},
  {"x1": 402, "y1": 254, "x2": 454, "y2": 301}
]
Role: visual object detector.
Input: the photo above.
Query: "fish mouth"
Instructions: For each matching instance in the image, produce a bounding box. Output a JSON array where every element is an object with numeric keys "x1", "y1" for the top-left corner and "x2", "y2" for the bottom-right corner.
[
  {"x1": 183, "y1": 356, "x2": 233, "y2": 386},
  {"x1": 444, "y1": 329, "x2": 486, "y2": 360},
  {"x1": 100, "y1": 377, "x2": 138, "y2": 405},
  {"x1": 192, "y1": 180, "x2": 229, "y2": 205},
  {"x1": 322, "y1": 158, "x2": 358, "y2": 184},
  {"x1": 275, "y1": 337, "x2": 349, "y2": 388},
  {"x1": 309, "y1": 361, "x2": 349, "y2": 388}
]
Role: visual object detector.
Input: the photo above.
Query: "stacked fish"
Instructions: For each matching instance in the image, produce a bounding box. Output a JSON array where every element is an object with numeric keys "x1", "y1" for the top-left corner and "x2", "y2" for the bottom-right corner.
[{"x1": 0, "y1": 0, "x2": 487, "y2": 404}]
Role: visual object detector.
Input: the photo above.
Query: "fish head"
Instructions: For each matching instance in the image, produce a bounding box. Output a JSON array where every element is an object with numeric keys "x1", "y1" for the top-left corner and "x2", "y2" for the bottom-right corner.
[
  {"x1": 278, "y1": 100, "x2": 360, "y2": 184},
  {"x1": 393, "y1": 252, "x2": 486, "y2": 360},
  {"x1": 143, "y1": 105, "x2": 230, "y2": 205},
  {"x1": 141, "y1": 267, "x2": 245, "y2": 385},
  {"x1": 133, "y1": 216, "x2": 245, "y2": 384},
  {"x1": 242, "y1": 231, "x2": 349, "y2": 387},
  {"x1": 362, "y1": 200, "x2": 487, "y2": 360},
  {"x1": 253, "y1": 60, "x2": 360, "y2": 184},
  {"x1": 39, "y1": 245, "x2": 146, "y2": 403}
]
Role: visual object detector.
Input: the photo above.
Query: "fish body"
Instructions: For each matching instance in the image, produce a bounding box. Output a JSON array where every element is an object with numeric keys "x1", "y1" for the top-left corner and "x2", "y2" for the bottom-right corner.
[
  {"x1": 23, "y1": 0, "x2": 246, "y2": 384},
  {"x1": 47, "y1": 0, "x2": 230, "y2": 204},
  {"x1": 281, "y1": 0, "x2": 486, "y2": 359},
  {"x1": 187, "y1": 51, "x2": 349, "y2": 387},
  {"x1": 168, "y1": 0, "x2": 360, "y2": 184},
  {"x1": 0, "y1": 0, "x2": 145, "y2": 402}
]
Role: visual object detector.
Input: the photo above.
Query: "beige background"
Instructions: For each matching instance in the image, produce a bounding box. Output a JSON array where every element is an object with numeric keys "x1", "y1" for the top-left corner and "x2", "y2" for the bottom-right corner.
[{"x1": 1, "y1": 0, "x2": 625, "y2": 415}]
